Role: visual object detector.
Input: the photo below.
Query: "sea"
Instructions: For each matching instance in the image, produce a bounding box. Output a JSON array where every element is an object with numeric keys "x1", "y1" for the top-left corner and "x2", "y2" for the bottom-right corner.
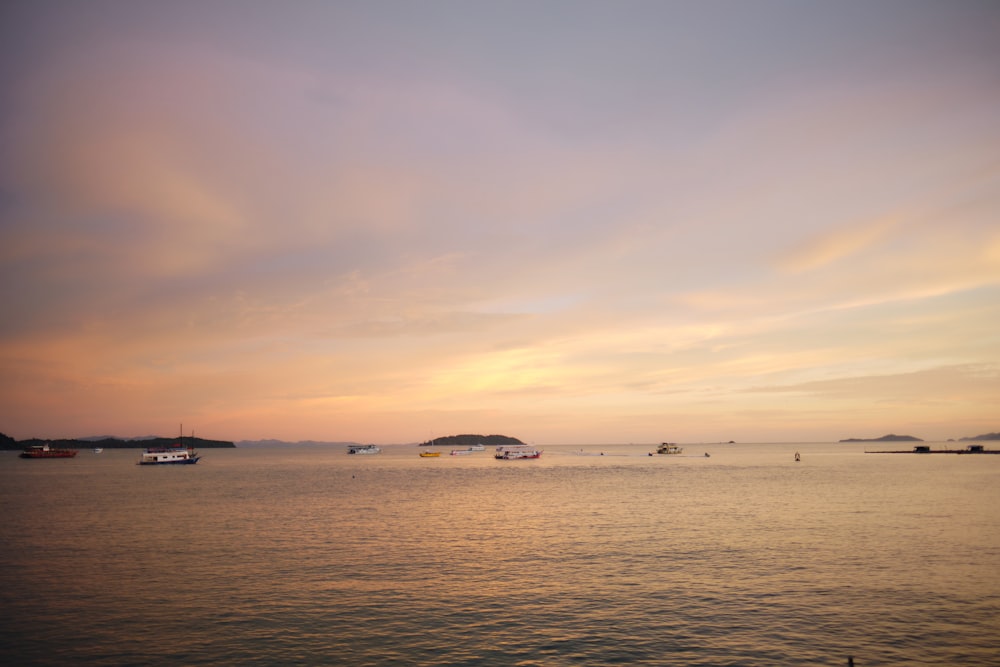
[{"x1": 1, "y1": 442, "x2": 998, "y2": 666}]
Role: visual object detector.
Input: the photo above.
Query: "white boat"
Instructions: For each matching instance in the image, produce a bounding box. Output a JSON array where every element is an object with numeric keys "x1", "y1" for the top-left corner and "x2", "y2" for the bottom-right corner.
[
  {"x1": 347, "y1": 444, "x2": 381, "y2": 455},
  {"x1": 657, "y1": 443, "x2": 683, "y2": 455},
  {"x1": 93, "y1": 447, "x2": 104, "y2": 454},
  {"x1": 494, "y1": 445, "x2": 542, "y2": 460},
  {"x1": 451, "y1": 445, "x2": 485, "y2": 455},
  {"x1": 138, "y1": 445, "x2": 200, "y2": 465}
]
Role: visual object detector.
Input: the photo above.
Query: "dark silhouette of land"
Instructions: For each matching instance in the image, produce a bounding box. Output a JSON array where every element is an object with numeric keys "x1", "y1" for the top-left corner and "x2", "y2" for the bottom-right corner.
[
  {"x1": 0, "y1": 432, "x2": 235, "y2": 450},
  {"x1": 420, "y1": 434, "x2": 523, "y2": 447}
]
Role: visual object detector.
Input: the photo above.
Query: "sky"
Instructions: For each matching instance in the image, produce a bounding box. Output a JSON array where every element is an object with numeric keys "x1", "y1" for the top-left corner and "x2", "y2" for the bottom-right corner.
[{"x1": 1, "y1": 1, "x2": 998, "y2": 445}]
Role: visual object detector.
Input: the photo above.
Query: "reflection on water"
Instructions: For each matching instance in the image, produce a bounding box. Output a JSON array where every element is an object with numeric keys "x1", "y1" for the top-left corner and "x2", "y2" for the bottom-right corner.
[{"x1": 1, "y1": 443, "x2": 998, "y2": 665}]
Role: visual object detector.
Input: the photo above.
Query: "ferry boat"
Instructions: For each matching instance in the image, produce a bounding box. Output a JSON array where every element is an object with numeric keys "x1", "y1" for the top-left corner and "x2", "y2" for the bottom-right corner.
[
  {"x1": 138, "y1": 445, "x2": 200, "y2": 465},
  {"x1": 494, "y1": 445, "x2": 542, "y2": 460},
  {"x1": 20, "y1": 443, "x2": 78, "y2": 459},
  {"x1": 347, "y1": 444, "x2": 381, "y2": 455},
  {"x1": 657, "y1": 443, "x2": 683, "y2": 455}
]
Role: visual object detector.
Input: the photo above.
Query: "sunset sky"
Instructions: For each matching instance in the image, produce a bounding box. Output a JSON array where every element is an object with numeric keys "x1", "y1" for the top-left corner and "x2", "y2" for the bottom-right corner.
[{"x1": 1, "y1": 1, "x2": 998, "y2": 444}]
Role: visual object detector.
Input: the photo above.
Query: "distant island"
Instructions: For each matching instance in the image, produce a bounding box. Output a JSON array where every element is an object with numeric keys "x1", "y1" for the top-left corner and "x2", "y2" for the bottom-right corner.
[
  {"x1": 421, "y1": 434, "x2": 523, "y2": 447},
  {"x1": 0, "y1": 432, "x2": 235, "y2": 450},
  {"x1": 840, "y1": 433, "x2": 923, "y2": 443},
  {"x1": 959, "y1": 432, "x2": 1000, "y2": 441}
]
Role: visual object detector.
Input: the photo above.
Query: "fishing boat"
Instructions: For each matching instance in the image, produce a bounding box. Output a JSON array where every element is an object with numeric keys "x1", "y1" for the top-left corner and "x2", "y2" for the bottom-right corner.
[
  {"x1": 494, "y1": 445, "x2": 542, "y2": 460},
  {"x1": 347, "y1": 444, "x2": 381, "y2": 455},
  {"x1": 138, "y1": 445, "x2": 200, "y2": 465},
  {"x1": 20, "y1": 443, "x2": 78, "y2": 459},
  {"x1": 419, "y1": 450, "x2": 441, "y2": 457},
  {"x1": 657, "y1": 443, "x2": 683, "y2": 455}
]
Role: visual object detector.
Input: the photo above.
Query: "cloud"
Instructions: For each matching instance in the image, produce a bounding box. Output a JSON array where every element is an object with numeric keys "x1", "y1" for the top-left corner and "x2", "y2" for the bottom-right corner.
[
  {"x1": 775, "y1": 216, "x2": 899, "y2": 273},
  {"x1": 746, "y1": 363, "x2": 1000, "y2": 406}
]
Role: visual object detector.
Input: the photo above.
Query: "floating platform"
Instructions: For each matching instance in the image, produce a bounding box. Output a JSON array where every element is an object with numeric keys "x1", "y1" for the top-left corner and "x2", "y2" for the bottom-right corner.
[{"x1": 866, "y1": 444, "x2": 999, "y2": 454}]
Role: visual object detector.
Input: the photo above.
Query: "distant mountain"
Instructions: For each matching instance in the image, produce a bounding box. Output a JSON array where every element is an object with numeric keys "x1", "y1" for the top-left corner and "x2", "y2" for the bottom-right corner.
[
  {"x1": 959, "y1": 432, "x2": 1000, "y2": 441},
  {"x1": 840, "y1": 433, "x2": 922, "y2": 442},
  {"x1": 421, "y1": 434, "x2": 524, "y2": 447}
]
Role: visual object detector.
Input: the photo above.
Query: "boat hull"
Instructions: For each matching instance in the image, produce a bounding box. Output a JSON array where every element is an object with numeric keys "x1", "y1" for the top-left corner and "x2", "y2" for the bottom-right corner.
[
  {"x1": 20, "y1": 450, "x2": 78, "y2": 458},
  {"x1": 137, "y1": 457, "x2": 200, "y2": 465}
]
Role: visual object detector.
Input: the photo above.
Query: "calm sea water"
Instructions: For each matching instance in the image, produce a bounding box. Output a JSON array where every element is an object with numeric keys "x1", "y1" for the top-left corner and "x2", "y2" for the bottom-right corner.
[{"x1": 2, "y1": 443, "x2": 998, "y2": 666}]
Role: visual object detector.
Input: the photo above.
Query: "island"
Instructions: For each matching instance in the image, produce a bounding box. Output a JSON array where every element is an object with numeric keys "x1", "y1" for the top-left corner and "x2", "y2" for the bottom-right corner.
[
  {"x1": 959, "y1": 432, "x2": 1000, "y2": 441},
  {"x1": 839, "y1": 433, "x2": 922, "y2": 443},
  {"x1": 0, "y1": 432, "x2": 236, "y2": 450},
  {"x1": 420, "y1": 434, "x2": 523, "y2": 447}
]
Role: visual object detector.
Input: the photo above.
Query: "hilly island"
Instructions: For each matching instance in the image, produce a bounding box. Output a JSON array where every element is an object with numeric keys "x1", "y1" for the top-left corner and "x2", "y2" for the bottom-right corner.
[
  {"x1": 0, "y1": 432, "x2": 235, "y2": 450},
  {"x1": 839, "y1": 433, "x2": 922, "y2": 442},
  {"x1": 421, "y1": 434, "x2": 523, "y2": 447}
]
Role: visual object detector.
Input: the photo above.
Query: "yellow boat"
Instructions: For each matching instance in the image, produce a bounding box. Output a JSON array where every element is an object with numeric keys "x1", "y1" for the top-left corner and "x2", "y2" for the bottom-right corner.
[{"x1": 419, "y1": 451, "x2": 440, "y2": 457}]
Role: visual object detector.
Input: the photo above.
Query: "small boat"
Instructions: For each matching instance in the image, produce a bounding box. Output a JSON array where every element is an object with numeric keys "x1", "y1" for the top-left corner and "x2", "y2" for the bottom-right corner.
[
  {"x1": 657, "y1": 443, "x2": 683, "y2": 455},
  {"x1": 494, "y1": 445, "x2": 542, "y2": 460},
  {"x1": 347, "y1": 444, "x2": 381, "y2": 455},
  {"x1": 419, "y1": 451, "x2": 441, "y2": 457},
  {"x1": 20, "y1": 443, "x2": 78, "y2": 459},
  {"x1": 450, "y1": 446, "x2": 484, "y2": 455},
  {"x1": 469, "y1": 444, "x2": 485, "y2": 451},
  {"x1": 138, "y1": 445, "x2": 200, "y2": 465},
  {"x1": 93, "y1": 447, "x2": 104, "y2": 454}
]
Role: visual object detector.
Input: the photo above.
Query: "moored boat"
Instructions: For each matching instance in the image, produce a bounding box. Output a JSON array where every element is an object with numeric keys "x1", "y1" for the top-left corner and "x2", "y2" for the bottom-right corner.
[
  {"x1": 20, "y1": 443, "x2": 78, "y2": 459},
  {"x1": 138, "y1": 445, "x2": 200, "y2": 465},
  {"x1": 419, "y1": 450, "x2": 441, "y2": 457},
  {"x1": 347, "y1": 444, "x2": 381, "y2": 455},
  {"x1": 450, "y1": 447, "x2": 482, "y2": 455},
  {"x1": 494, "y1": 445, "x2": 542, "y2": 460},
  {"x1": 657, "y1": 443, "x2": 683, "y2": 455}
]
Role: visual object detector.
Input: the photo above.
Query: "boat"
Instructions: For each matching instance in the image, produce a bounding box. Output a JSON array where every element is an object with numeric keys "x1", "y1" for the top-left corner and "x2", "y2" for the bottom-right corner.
[
  {"x1": 20, "y1": 443, "x2": 78, "y2": 459},
  {"x1": 657, "y1": 443, "x2": 683, "y2": 455},
  {"x1": 469, "y1": 444, "x2": 485, "y2": 451},
  {"x1": 93, "y1": 447, "x2": 104, "y2": 454},
  {"x1": 138, "y1": 445, "x2": 200, "y2": 465},
  {"x1": 450, "y1": 447, "x2": 483, "y2": 455},
  {"x1": 419, "y1": 451, "x2": 441, "y2": 457},
  {"x1": 347, "y1": 444, "x2": 381, "y2": 455},
  {"x1": 494, "y1": 445, "x2": 542, "y2": 460}
]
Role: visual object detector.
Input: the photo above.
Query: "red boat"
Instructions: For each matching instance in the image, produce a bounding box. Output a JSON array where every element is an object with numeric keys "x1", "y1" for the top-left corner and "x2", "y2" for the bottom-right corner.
[{"x1": 19, "y1": 443, "x2": 78, "y2": 459}]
